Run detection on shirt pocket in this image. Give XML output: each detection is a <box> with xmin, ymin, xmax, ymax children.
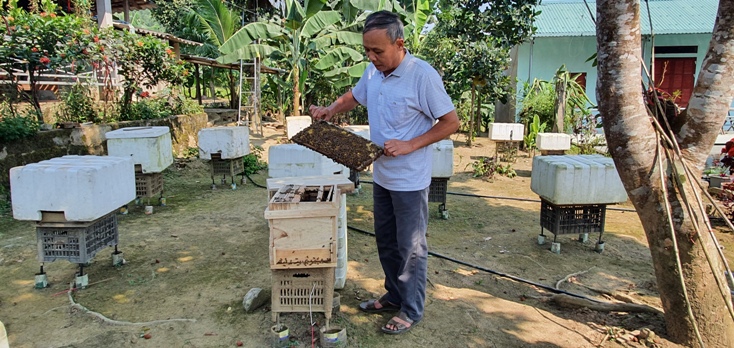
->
<box><xmin>384</xmin><ymin>97</ymin><xmax>411</xmax><ymax>128</ymax></box>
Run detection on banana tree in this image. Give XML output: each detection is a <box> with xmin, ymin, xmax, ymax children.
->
<box><xmin>218</xmin><ymin>0</ymin><xmax>364</xmax><ymax>115</ymax></box>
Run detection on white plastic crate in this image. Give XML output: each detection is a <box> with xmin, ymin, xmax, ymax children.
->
<box><xmin>536</xmin><ymin>133</ymin><xmax>572</xmax><ymax>151</ymax></box>
<box><xmin>343</xmin><ymin>125</ymin><xmax>370</xmax><ymax>140</ymax></box>
<box><xmin>268</xmin><ymin>144</ymin><xmax>349</xmax><ymax>178</ymax></box>
<box><xmin>286</xmin><ymin>116</ymin><xmax>312</xmax><ymax>139</ymax></box>
<box><xmin>530</xmin><ymin>155</ymin><xmax>628</xmax><ymax>205</ymax></box>
<box><xmin>198</xmin><ymin>126</ymin><xmax>250</xmax><ymax>160</ymax></box>
<box><xmin>106</xmin><ymin>126</ymin><xmax>173</xmax><ymax>173</ymax></box>
<box><xmin>431</xmin><ymin>139</ymin><xmax>454</xmax><ymax>178</ymax></box>
<box><xmin>10</xmin><ymin>156</ymin><xmax>135</xmax><ymax>221</ymax></box>
<box><xmin>488</xmin><ymin>123</ymin><xmax>524</xmax><ymax>141</ymax></box>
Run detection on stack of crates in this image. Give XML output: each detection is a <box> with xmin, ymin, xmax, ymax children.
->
<box><xmin>265</xmin><ymin>184</ymin><xmax>339</xmax><ymax>322</ymax></box>
<box><xmin>9</xmin><ymin>155</ymin><xmax>136</xmax><ymax>287</ymax></box>
<box><xmin>198</xmin><ymin>126</ymin><xmax>250</xmax><ymax>189</ymax></box>
<box><xmin>266</xmin><ymin>175</ymin><xmax>354</xmax><ymax>290</ymax></box>
<box><xmin>106</xmin><ymin>126</ymin><xmax>173</xmax><ymax>204</ymax></box>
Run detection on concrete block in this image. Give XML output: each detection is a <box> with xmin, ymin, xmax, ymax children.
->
<box><xmin>106</xmin><ymin>126</ymin><xmax>173</xmax><ymax>173</ymax></box>
<box><xmin>10</xmin><ymin>156</ymin><xmax>135</xmax><ymax>221</ymax></box>
<box><xmin>198</xmin><ymin>126</ymin><xmax>250</xmax><ymax>160</ymax></box>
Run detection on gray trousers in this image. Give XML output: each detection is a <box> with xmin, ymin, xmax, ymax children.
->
<box><xmin>373</xmin><ymin>183</ymin><xmax>429</xmax><ymax>322</ymax></box>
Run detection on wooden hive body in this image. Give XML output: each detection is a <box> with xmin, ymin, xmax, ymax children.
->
<box><xmin>265</xmin><ymin>184</ymin><xmax>339</xmax><ymax>269</ymax></box>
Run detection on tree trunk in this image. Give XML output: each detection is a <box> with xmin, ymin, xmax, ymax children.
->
<box><xmin>468</xmin><ymin>82</ymin><xmax>475</xmax><ymax>146</ymax></box>
<box><xmin>553</xmin><ymin>78</ymin><xmax>566</xmax><ymax>133</ymax></box>
<box><xmin>596</xmin><ymin>1</ymin><xmax>734</xmax><ymax>347</ymax></box>
<box><xmin>292</xmin><ymin>66</ymin><xmax>301</xmax><ymax>116</ymax></box>
<box><xmin>27</xmin><ymin>71</ymin><xmax>42</xmax><ymax>122</ymax></box>
<box><xmin>475</xmin><ymin>90</ymin><xmax>482</xmax><ymax>136</ymax></box>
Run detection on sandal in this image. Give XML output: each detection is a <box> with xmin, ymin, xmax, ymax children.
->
<box><xmin>359</xmin><ymin>295</ymin><xmax>400</xmax><ymax>313</ymax></box>
<box><xmin>381</xmin><ymin>312</ymin><xmax>418</xmax><ymax>335</ymax></box>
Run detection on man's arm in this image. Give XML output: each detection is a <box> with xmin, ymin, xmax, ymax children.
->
<box><xmin>383</xmin><ymin>110</ymin><xmax>460</xmax><ymax>157</ymax></box>
<box><xmin>309</xmin><ymin>90</ymin><xmax>360</xmax><ymax>121</ymax></box>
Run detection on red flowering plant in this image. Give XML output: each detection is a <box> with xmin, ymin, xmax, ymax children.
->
<box><xmin>0</xmin><ymin>0</ymin><xmax>89</xmax><ymax>122</ymax></box>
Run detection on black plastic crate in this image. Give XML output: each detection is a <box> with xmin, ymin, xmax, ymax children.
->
<box><xmin>540</xmin><ymin>199</ymin><xmax>606</xmax><ymax>236</ymax></box>
<box><xmin>429</xmin><ymin>178</ymin><xmax>448</xmax><ymax>203</ymax></box>
<box><xmin>36</xmin><ymin>213</ymin><xmax>118</xmax><ymax>263</ymax></box>
<box><xmin>135</xmin><ymin>172</ymin><xmax>164</xmax><ymax>198</ymax></box>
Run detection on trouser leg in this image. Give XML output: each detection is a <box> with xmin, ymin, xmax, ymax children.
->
<box><xmin>373</xmin><ymin>183</ymin><xmax>429</xmax><ymax>321</ymax></box>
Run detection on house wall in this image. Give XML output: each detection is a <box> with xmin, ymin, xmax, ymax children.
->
<box><xmin>515</xmin><ymin>33</ymin><xmax>713</xmax><ymax>113</ymax></box>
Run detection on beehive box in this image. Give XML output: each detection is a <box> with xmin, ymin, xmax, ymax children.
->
<box><xmin>198</xmin><ymin>126</ymin><xmax>250</xmax><ymax>160</ymax></box>
<box><xmin>265</xmin><ymin>184</ymin><xmax>340</xmax><ymax>269</ymax></box>
<box><xmin>431</xmin><ymin>139</ymin><xmax>454</xmax><ymax>178</ymax></box>
<box><xmin>268</xmin><ymin>144</ymin><xmax>349</xmax><ymax>178</ymax></box>
<box><xmin>286</xmin><ymin>116</ymin><xmax>312</xmax><ymax>139</ymax></box>
<box><xmin>488</xmin><ymin>123</ymin><xmax>525</xmax><ymax>141</ymax></box>
<box><xmin>10</xmin><ymin>156</ymin><xmax>135</xmax><ymax>222</ymax></box>
<box><xmin>106</xmin><ymin>126</ymin><xmax>173</xmax><ymax>173</ymax></box>
<box><xmin>530</xmin><ymin>155</ymin><xmax>628</xmax><ymax>205</ymax></box>
<box><xmin>536</xmin><ymin>133</ymin><xmax>572</xmax><ymax>151</ymax></box>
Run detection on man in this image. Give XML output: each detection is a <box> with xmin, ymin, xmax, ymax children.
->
<box><xmin>309</xmin><ymin>10</ymin><xmax>459</xmax><ymax>334</ymax></box>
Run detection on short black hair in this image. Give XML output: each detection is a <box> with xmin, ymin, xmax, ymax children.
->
<box><xmin>363</xmin><ymin>10</ymin><xmax>404</xmax><ymax>42</ymax></box>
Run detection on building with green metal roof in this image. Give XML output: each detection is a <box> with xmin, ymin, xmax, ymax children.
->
<box><xmin>513</xmin><ymin>0</ymin><xmax>719</xmax><ymax>114</ymax></box>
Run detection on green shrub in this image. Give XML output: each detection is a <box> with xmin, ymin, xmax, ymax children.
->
<box><xmin>0</xmin><ymin>102</ymin><xmax>39</xmax><ymax>142</ymax></box>
<box><xmin>466</xmin><ymin>156</ymin><xmax>516</xmax><ymax>180</ymax></box>
<box><xmin>118</xmin><ymin>98</ymin><xmax>172</xmax><ymax>121</ymax></box>
<box><xmin>243</xmin><ymin>145</ymin><xmax>267</xmax><ymax>175</ymax></box>
<box><xmin>55</xmin><ymin>83</ymin><xmax>98</xmax><ymax>124</ymax></box>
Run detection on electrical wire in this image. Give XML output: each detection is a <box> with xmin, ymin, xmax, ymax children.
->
<box><xmin>346</xmin><ymin>225</ymin><xmax>603</xmax><ymax>303</ymax></box>
<box><xmin>245</xmin><ymin>173</ymin><xmax>267</xmax><ymax>188</ymax></box>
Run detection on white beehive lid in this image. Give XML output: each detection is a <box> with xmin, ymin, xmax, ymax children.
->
<box><xmin>431</xmin><ymin>139</ymin><xmax>454</xmax><ymax>178</ymax></box>
<box><xmin>343</xmin><ymin>125</ymin><xmax>370</xmax><ymax>140</ymax></box>
<box><xmin>530</xmin><ymin>155</ymin><xmax>628</xmax><ymax>205</ymax></box>
<box><xmin>198</xmin><ymin>126</ymin><xmax>250</xmax><ymax>160</ymax></box>
<box><xmin>106</xmin><ymin>126</ymin><xmax>173</xmax><ymax>173</ymax></box>
<box><xmin>106</xmin><ymin>126</ymin><xmax>169</xmax><ymax>139</ymax></box>
<box><xmin>488</xmin><ymin>123</ymin><xmax>525</xmax><ymax>141</ymax></box>
<box><xmin>268</xmin><ymin>144</ymin><xmax>349</xmax><ymax>179</ymax></box>
<box><xmin>537</xmin><ymin>133</ymin><xmax>572</xmax><ymax>151</ymax></box>
<box><xmin>10</xmin><ymin>155</ymin><xmax>136</xmax><ymax>221</ymax></box>
<box><xmin>286</xmin><ymin>116</ymin><xmax>312</xmax><ymax>139</ymax></box>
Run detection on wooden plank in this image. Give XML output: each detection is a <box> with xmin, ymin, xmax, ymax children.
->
<box><xmin>264</xmin><ymin>208</ymin><xmax>338</xmax><ymax>219</ymax></box>
<box><xmin>272</xmin><ymin>248</ymin><xmax>332</xmax><ymax>267</ymax></box>
<box><xmin>267</xmin><ymin>175</ymin><xmax>355</xmax><ymax>193</ymax></box>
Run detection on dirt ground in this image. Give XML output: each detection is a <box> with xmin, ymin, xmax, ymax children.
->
<box><xmin>1</xmin><ymin>124</ymin><xmax>733</xmax><ymax>348</ymax></box>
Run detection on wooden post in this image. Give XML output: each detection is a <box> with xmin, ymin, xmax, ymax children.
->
<box><xmin>195</xmin><ymin>63</ymin><xmax>202</xmax><ymax>105</ymax></box>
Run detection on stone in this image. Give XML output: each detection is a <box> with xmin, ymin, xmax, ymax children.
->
<box><xmin>243</xmin><ymin>288</ymin><xmax>270</xmax><ymax>313</ymax></box>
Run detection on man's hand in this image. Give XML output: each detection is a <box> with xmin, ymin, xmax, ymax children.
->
<box><xmin>309</xmin><ymin>105</ymin><xmax>332</xmax><ymax>121</ymax></box>
<box><xmin>384</xmin><ymin>139</ymin><xmax>415</xmax><ymax>157</ymax></box>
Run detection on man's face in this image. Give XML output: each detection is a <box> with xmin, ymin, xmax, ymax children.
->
<box><xmin>363</xmin><ymin>28</ymin><xmax>405</xmax><ymax>75</ymax></box>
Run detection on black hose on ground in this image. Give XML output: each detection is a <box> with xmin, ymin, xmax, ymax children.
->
<box><xmin>346</xmin><ymin>225</ymin><xmax>602</xmax><ymax>303</ymax></box>
<box><xmin>359</xmin><ymin>180</ymin><xmax>636</xmax><ymax>213</ymax></box>
<box><xmin>244</xmin><ymin>173</ymin><xmax>268</xmax><ymax>189</ymax></box>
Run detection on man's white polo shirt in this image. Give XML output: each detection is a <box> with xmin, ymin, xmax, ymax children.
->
<box><xmin>352</xmin><ymin>51</ymin><xmax>455</xmax><ymax>191</ymax></box>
